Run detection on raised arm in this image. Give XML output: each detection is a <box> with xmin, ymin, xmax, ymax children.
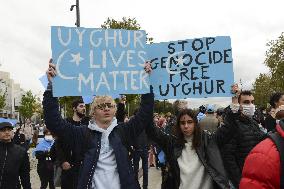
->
<box><xmin>43</xmin><ymin>60</ymin><xmax>77</xmax><ymax>148</ymax></box>
<box><xmin>119</xmin><ymin>92</ymin><xmax>154</xmax><ymax>145</ymax></box>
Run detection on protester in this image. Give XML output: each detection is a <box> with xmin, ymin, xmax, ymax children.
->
<box><xmin>146</xmin><ymin>107</ymin><xmax>238</xmax><ymax>189</ymax></box>
<box><xmin>23</xmin><ymin>118</ymin><xmax>34</xmax><ymax>150</ymax></box>
<box><xmin>34</xmin><ymin>129</ymin><xmax>55</xmax><ymax>189</ymax></box>
<box><xmin>43</xmin><ymin>61</ymin><xmax>153</xmax><ymax>189</ymax></box>
<box><xmin>132</xmin><ymin>110</ymin><xmax>149</xmax><ymax>189</ymax></box>
<box><xmin>270</xmin><ymin>92</ymin><xmax>284</xmax><ymax>109</ymax></box>
<box><xmin>13</xmin><ymin>127</ymin><xmax>26</xmax><ymax>148</ymax></box>
<box><xmin>265</xmin><ymin>92</ymin><xmax>284</xmax><ymax>132</ymax></box>
<box><xmin>56</xmin><ymin>99</ymin><xmax>89</xmax><ymax>189</ymax></box>
<box><xmin>197</xmin><ymin>105</ymin><xmax>207</xmax><ymax>122</ymax></box>
<box><xmin>116</xmin><ymin>95</ymin><xmax>127</xmax><ymax>123</ymax></box>
<box><xmin>199</xmin><ymin>104</ymin><xmax>219</xmax><ymax>133</ymax></box>
<box><xmin>0</xmin><ymin>122</ymin><xmax>31</xmax><ymax>189</ymax></box>
<box><xmin>265</xmin><ymin>106</ymin><xmax>277</xmax><ymax>132</ymax></box>
<box><xmin>221</xmin><ymin>88</ymin><xmax>267</xmax><ymax>188</ymax></box>
<box><xmin>240</xmin><ymin>115</ymin><xmax>284</xmax><ymax>189</ymax></box>
<box><xmin>131</xmin><ymin>108</ymin><xmax>149</xmax><ymax>189</ymax></box>
<box><xmin>216</xmin><ymin>108</ymin><xmax>225</xmax><ymax>127</ymax></box>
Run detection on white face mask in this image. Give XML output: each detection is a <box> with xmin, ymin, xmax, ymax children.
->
<box><xmin>242</xmin><ymin>104</ymin><xmax>255</xmax><ymax>117</ymax></box>
<box><xmin>44</xmin><ymin>135</ymin><xmax>53</xmax><ymax>142</ymax></box>
<box><xmin>230</xmin><ymin>103</ymin><xmax>240</xmax><ymax>113</ymax></box>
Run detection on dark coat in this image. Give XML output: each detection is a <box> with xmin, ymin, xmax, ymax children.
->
<box><xmin>221</xmin><ymin>111</ymin><xmax>267</xmax><ymax>188</ymax></box>
<box><xmin>146</xmin><ymin>112</ymin><xmax>239</xmax><ymax>189</ymax></box>
<box><xmin>43</xmin><ymin>90</ymin><xmax>154</xmax><ymax>189</ymax></box>
<box><xmin>0</xmin><ymin>142</ymin><xmax>31</xmax><ymax>189</ymax></box>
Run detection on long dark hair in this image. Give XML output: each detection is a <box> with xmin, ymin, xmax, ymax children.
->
<box><xmin>270</xmin><ymin>92</ymin><xmax>284</xmax><ymax>108</ymax></box>
<box><xmin>174</xmin><ymin>109</ymin><xmax>201</xmax><ymax>150</ymax></box>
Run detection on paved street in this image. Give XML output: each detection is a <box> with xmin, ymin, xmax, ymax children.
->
<box><xmin>142</xmin><ymin>167</ymin><xmax>162</xmax><ymax>189</ymax></box>
<box><xmin>30</xmin><ymin>151</ymin><xmax>162</xmax><ymax>189</ymax></box>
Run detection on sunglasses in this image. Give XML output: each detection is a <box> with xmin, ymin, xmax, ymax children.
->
<box><xmin>95</xmin><ymin>103</ymin><xmax>116</xmax><ymax>110</ymax></box>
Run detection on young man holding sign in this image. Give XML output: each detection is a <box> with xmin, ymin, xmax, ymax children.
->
<box><xmin>43</xmin><ymin>61</ymin><xmax>153</xmax><ymax>189</ymax></box>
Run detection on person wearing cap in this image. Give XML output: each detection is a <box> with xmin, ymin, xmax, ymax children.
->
<box><xmin>0</xmin><ymin>122</ymin><xmax>31</xmax><ymax>189</ymax></box>
<box><xmin>199</xmin><ymin>104</ymin><xmax>219</xmax><ymax>133</ymax></box>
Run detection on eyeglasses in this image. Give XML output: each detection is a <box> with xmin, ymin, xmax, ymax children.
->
<box><xmin>95</xmin><ymin>103</ymin><xmax>116</xmax><ymax>110</ymax></box>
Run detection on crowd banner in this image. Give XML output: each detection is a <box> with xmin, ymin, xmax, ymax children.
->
<box><xmin>51</xmin><ymin>26</ymin><xmax>150</xmax><ymax>97</ymax></box>
<box><xmin>147</xmin><ymin>36</ymin><xmax>234</xmax><ymax>100</ymax></box>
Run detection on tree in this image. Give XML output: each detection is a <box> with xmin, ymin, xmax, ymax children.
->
<box><xmin>0</xmin><ymin>89</ymin><xmax>6</xmax><ymax>110</ymax></box>
<box><xmin>101</xmin><ymin>17</ymin><xmax>154</xmax><ymax>116</ymax></box>
<box><xmin>252</xmin><ymin>73</ymin><xmax>274</xmax><ymax>108</ymax></box>
<box><xmin>101</xmin><ymin>17</ymin><xmax>153</xmax><ymax>43</ymax></box>
<box><xmin>0</xmin><ymin>80</ymin><xmax>7</xmax><ymax>110</ymax></box>
<box><xmin>18</xmin><ymin>90</ymin><xmax>37</xmax><ymax>120</ymax></box>
<box><xmin>264</xmin><ymin>32</ymin><xmax>284</xmax><ymax>91</ymax></box>
<box><xmin>252</xmin><ymin>33</ymin><xmax>284</xmax><ymax>107</ymax></box>
<box><xmin>58</xmin><ymin>96</ymin><xmax>82</xmax><ymax>118</ymax></box>
<box><xmin>154</xmin><ymin>100</ymin><xmax>173</xmax><ymax>114</ymax></box>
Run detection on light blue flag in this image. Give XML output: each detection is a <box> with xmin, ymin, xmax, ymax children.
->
<box><xmin>51</xmin><ymin>26</ymin><xmax>150</xmax><ymax>97</ymax></box>
<box><xmin>147</xmin><ymin>36</ymin><xmax>234</xmax><ymax>100</ymax></box>
<box><xmin>39</xmin><ymin>75</ymin><xmax>48</xmax><ymax>90</ymax></box>
<box><xmin>0</xmin><ymin>118</ymin><xmax>17</xmax><ymax>126</ymax></box>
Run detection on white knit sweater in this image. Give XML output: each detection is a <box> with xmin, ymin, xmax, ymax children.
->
<box><xmin>177</xmin><ymin>136</ymin><xmax>213</xmax><ymax>189</ymax></box>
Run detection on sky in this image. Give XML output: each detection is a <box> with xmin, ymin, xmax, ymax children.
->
<box><xmin>0</xmin><ymin>0</ymin><xmax>283</xmax><ymax>108</ymax></box>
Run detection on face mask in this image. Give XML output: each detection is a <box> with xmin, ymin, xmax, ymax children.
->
<box><xmin>230</xmin><ymin>103</ymin><xmax>240</xmax><ymax>113</ymax></box>
<box><xmin>44</xmin><ymin>135</ymin><xmax>53</xmax><ymax>142</ymax></box>
<box><xmin>242</xmin><ymin>104</ymin><xmax>255</xmax><ymax>117</ymax></box>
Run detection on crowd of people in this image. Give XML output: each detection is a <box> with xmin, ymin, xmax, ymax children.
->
<box><xmin>0</xmin><ymin>61</ymin><xmax>283</xmax><ymax>189</ymax></box>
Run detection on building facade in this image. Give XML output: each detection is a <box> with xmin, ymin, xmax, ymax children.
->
<box><xmin>0</xmin><ymin>71</ymin><xmax>25</xmax><ymax>119</ymax></box>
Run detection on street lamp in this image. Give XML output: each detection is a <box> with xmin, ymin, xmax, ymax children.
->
<box><xmin>70</xmin><ymin>0</ymin><xmax>80</xmax><ymax>27</ymax></box>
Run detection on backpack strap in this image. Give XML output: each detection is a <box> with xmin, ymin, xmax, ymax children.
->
<box><xmin>269</xmin><ymin>132</ymin><xmax>284</xmax><ymax>188</ymax></box>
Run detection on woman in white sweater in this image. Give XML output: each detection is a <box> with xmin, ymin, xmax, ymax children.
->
<box><xmin>146</xmin><ymin>109</ymin><xmax>236</xmax><ymax>189</ymax></box>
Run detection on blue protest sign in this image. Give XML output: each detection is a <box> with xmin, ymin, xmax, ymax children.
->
<box><xmin>82</xmin><ymin>96</ymin><xmax>94</xmax><ymax>104</ymax></box>
<box><xmin>51</xmin><ymin>26</ymin><xmax>150</xmax><ymax>97</ymax></box>
<box><xmin>147</xmin><ymin>36</ymin><xmax>234</xmax><ymax>100</ymax></box>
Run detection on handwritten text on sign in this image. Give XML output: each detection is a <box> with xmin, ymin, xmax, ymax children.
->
<box><xmin>51</xmin><ymin>26</ymin><xmax>150</xmax><ymax>97</ymax></box>
<box><xmin>147</xmin><ymin>36</ymin><xmax>234</xmax><ymax>100</ymax></box>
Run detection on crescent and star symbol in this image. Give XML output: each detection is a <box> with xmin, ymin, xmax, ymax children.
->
<box><xmin>56</xmin><ymin>49</ymin><xmax>76</xmax><ymax>80</ymax></box>
<box><xmin>166</xmin><ymin>51</ymin><xmax>187</xmax><ymax>75</ymax></box>
<box><xmin>70</xmin><ymin>53</ymin><xmax>84</xmax><ymax>66</ymax></box>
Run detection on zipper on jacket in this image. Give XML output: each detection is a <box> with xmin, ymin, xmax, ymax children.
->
<box><xmin>0</xmin><ymin>146</ymin><xmax>8</xmax><ymax>188</ymax></box>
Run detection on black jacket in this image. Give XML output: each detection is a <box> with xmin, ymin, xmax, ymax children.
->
<box><xmin>56</xmin><ymin>116</ymin><xmax>90</xmax><ymax>166</ymax></box>
<box><xmin>264</xmin><ymin>114</ymin><xmax>276</xmax><ymax>132</ymax></box>
<box><xmin>146</xmin><ymin>113</ymin><xmax>239</xmax><ymax>189</ymax></box>
<box><xmin>43</xmin><ymin>89</ymin><xmax>154</xmax><ymax>189</ymax></box>
<box><xmin>221</xmin><ymin>111</ymin><xmax>267</xmax><ymax>188</ymax></box>
<box><xmin>0</xmin><ymin>142</ymin><xmax>31</xmax><ymax>189</ymax></box>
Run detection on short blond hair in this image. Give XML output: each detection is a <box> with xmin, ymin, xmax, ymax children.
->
<box><xmin>89</xmin><ymin>95</ymin><xmax>117</xmax><ymax>116</ymax></box>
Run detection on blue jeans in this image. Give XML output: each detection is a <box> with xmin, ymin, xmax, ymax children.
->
<box><xmin>133</xmin><ymin>147</ymin><xmax>148</xmax><ymax>189</ymax></box>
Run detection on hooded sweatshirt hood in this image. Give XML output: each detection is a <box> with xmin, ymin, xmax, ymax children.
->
<box><xmin>87</xmin><ymin>118</ymin><xmax>121</xmax><ymax>189</ymax></box>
